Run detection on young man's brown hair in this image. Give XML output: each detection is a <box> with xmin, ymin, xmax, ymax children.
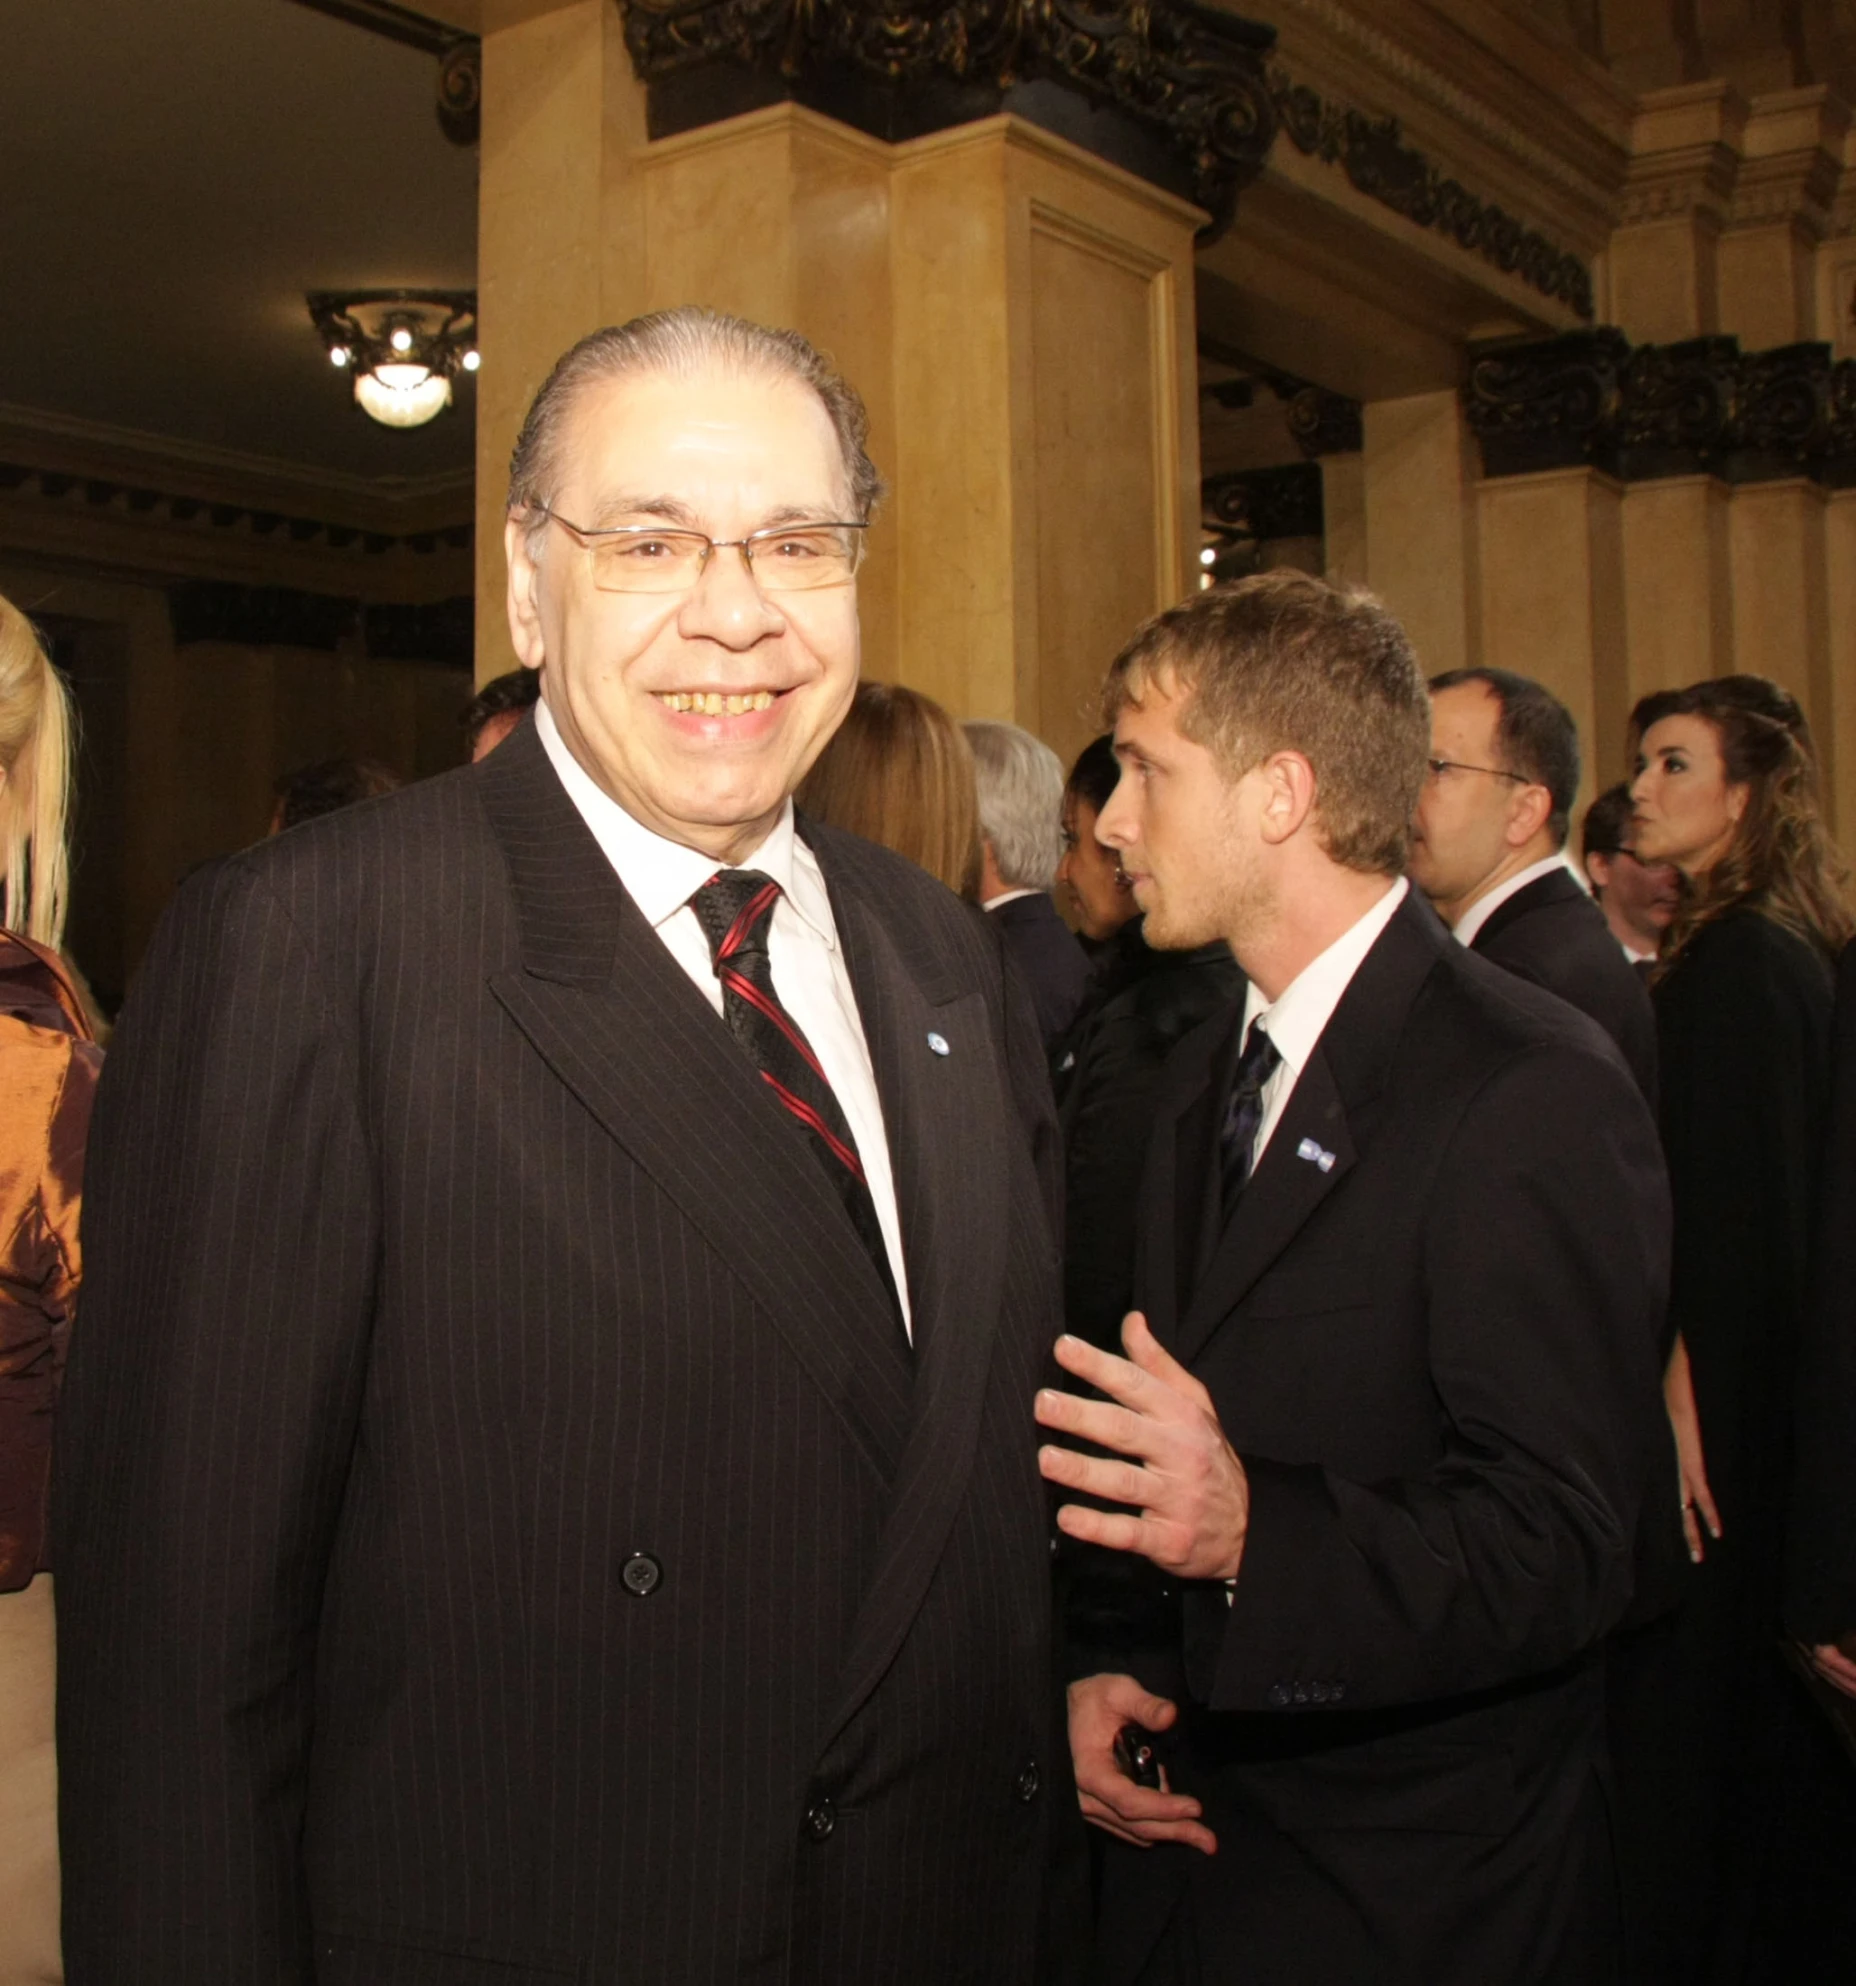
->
<box><xmin>1102</xmin><ymin>571</ymin><xmax>1431</xmax><ymax>875</ymax></box>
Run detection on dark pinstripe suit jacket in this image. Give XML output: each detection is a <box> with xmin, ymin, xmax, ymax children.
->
<box><xmin>54</xmin><ymin>718</ymin><xmax>1071</xmax><ymax>1985</ymax></box>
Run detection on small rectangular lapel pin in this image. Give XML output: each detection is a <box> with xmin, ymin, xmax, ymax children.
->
<box><xmin>1296</xmin><ymin>1136</ymin><xmax>1336</xmax><ymax>1173</ymax></box>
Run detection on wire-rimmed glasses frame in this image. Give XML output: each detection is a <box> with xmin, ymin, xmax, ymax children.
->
<box><xmin>1424</xmin><ymin>756</ymin><xmax>1530</xmax><ymax>786</ymax></box>
<box><xmin>525</xmin><ymin>503</ymin><xmax>868</xmax><ymax>595</ymax></box>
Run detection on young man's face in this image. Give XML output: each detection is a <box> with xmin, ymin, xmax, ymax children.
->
<box><xmin>1095</xmin><ymin>674</ymin><xmax>1264</xmax><ymax>954</ymax></box>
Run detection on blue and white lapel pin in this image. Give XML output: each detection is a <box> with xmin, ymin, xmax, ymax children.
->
<box><xmin>926</xmin><ymin>1031</ymin><xmax>951</xmax><ymax>1057</ymax></box>
<box><xmin>1295</xmin><ymin>1136</ymin><xmax>1337</xmax><ymax>1173</ymax></box>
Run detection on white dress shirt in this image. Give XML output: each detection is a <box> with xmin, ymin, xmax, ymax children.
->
<box><xmin>536</xmin><ymin>700</ymin><xmax>911</xmax><ymax>1331</ymax></box>
<box><xmin>1451</xmin><ymin>852</ymin><xmax>1585</xmax><ymax>949</ymax></box>
<box><xmin>1237</xmin><ymin>876</ymin><xmax>1409</xmax><ymax>1172</ymax></box>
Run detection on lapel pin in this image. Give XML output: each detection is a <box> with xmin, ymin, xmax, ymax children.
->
<box><xmin>926</xmin><ymin>1031</ymin><xmax>951</xmax><ymax>1057</ymax></box>
<box><xmin>1296</xmin><ymin>1136</ymin><xmax>1337</xmax><ymax>1173</ymax></box>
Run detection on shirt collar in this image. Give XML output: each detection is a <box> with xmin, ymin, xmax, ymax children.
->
<box><xmin>1451</xmin><ymin>851</ymin><xmax>1583</xmax><ymax>948</ymax></box>
<box><xmin>1240</xmin><ymin>876</ymin><xmax>1408</xmax><ymax>1080</ymax></box>
<box><xmin>534</xmin><ymin>696</ymin><xmax>836</xmax><ymax>947</ymax></box>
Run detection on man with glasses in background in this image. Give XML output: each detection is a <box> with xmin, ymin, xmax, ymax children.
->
<box><xmin>1580</xmin><ymin>781</ymin><xmax>1680</xmax><ymax>973</ymax></box>
<box><xmin>57</xmin><ymin>309</ymin><xmax>1076</xmax><ymax>1985</ymax></box>
<box><xmin>1409</xmin><ymin>666</ymin><xmax>1656</xmax><ymax>1098</ymax></box>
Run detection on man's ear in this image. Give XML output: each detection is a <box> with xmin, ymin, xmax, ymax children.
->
<box><xmin>505</xmin><ymin>515</ymin><xmax>548</xmax><ymax>668</ymax></box>
<box><xmin>1506</xmin><ymin>781</ymin><xmax>1553</xmax><ymax>848</ymax></box>
<box><xmin>1256</xmin><ymin>751</ymin><xmax>1318</xmax><ymax>846</ymax></box>
<box><xmin>1585</xmin><ymin>851</ymin><xmax>1612</xmax><ymax>896</ymax></box>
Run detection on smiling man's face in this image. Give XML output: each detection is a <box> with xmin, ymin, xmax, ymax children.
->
<box><xmin>504</xmin><ymin>363</ymin><xmax>862</xmax><ymax>863</ymax></box>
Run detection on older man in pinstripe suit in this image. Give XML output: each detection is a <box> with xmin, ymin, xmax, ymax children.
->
<box><xmin>55</xmin><ymin>309</ymin><xmax>1076</xmax><ymax>1985</ymax></box>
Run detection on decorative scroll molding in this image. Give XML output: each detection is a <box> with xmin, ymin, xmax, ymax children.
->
<box><xmin>1269</xmin><ymin>70</ymin><xmax>1594</xmax><ymax>320</ymax></box>
<box><xmin>0</xmin><ymin>459</ymin><xmax>471</xmax><ymax>555</ymax></box>
<box><xmin>364</xmin><ymin>595</ymin><xmax>475</xmax><ymax>666</ymax></box>
<box><xmin>1281</xmin><ymin>382</ymin><xmax>1362</xmax><ymax>456</ymax></box>
<box><xmin>1203</xmin><ymin>462</ymin><xmax>1324</xmax><ymax>541</ymax></box>
<box><xmin>1466</xmin><ymin>329</ymin><xmax>1856</xmax><ymax>486</ymax></box>
<box><xmin>167</xmin><ymin>581</ymin><xmax>473</xmax><ymax>664</ymax></box>
<box><xmin>1198</xmin><ymin>338</ymin><xmax>1361</xmax><ymax>456</ymax></box>
<box><xmin>620</xmin><ymin>0</ymin><xmax>1280</xmax><ymax>231</ymax></box>
<box><xmin>282</xmin><ymin>0</ymin><xmax>480</xmax><ymax>144</ymax></box>
<box><xmin>169</xmin><ymin>581</ymin><xmax>356</xmax><ymax>651</ymax></box>
<box><xmin>1266</xmin><ymin>0</ymin><xmax>1624</xmax><ymax>213</ymax></box>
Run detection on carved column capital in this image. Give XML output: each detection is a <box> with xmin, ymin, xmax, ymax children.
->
<box><xmin>617</xmin><ymin>0</ymin><xmax>1280</xmax><ymax>232</ymax></box>
<box><xmin>1466</xmin><ymin>326</ymin><xmax>1856</xmax><ymax>487</ymax></box>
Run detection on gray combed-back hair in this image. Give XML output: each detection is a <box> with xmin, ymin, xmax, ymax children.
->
<box><xmin>506</xmin><ymin>307</ymin><xmax>885</xmax><ymax>548</ymax></box>
<box><xmin>964</xmin><ymin>721</ymin><xmax>1066</xmax><ymax>892</ymax></box>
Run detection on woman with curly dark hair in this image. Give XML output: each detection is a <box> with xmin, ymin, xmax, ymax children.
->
<box><xmin>1609</xmin><ymin>674</ymin><xmax>1856</xmax><ymax>1984</ymax></box>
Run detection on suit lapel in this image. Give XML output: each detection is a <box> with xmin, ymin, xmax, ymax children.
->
<box><xmin>479</xmin><ymin>723</ymin><xmax>915</xmax><ymax>1486</ymax></box>
<box><xmin>807</xmin><ymin>829</ymin><xmax>1012</xmax><ymax>1753</ymax></box>
<box><xmin>1165</xmin><ymin>891</ymin><xmax>1453</xmax><ymax>1366</ymax></box>
<box><xmin>1130</xmin><ymin>1009</ymin><xmax>1232</xmax><ymax>1342</ymax></box>
<box><xmin>1173</xmin><ymin>1048</ymin><xmax>1355</xmax><ymax>1364</ymax></box>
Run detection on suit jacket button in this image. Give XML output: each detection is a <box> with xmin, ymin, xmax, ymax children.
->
<box><xmin>1292</xmin><ymin>1683</ymin><xmax>1309</xmax><ymax>1705</ymax></box>
<box><xmin>1013</xmin><ymin>1758</ymin><xmax>1040</xmax><ymax>1803</ymax></box>
<box><xmin>1310</xmin><ymin>1681</ymin><xmax>1330</xmax><ymax>1704</ymax></box>
<box><xmin>1331</xmin><ymin>1681</ymin><xmax>1348</xmax><ymax>1703</ymax></box>
<box><xmin>804</xmin><ymin>1796</ymin><xmax>837</xmax><ymax>1842</ymax></box>
<box><xmin>620</xmin><ymin>1552</ymin><xmax>662</xmax><ymax>1597</ymax></box>
<box><xmin>1267</xmin><ymin>1682</ymin><xmax>1291</xmax><ymax>1707</ymax></box>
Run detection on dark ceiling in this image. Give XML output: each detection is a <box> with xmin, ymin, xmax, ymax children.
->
<box><xmin>0</xmin><ymin>0</ymin><xmax>478</xmax><ymax>484</ymax></box>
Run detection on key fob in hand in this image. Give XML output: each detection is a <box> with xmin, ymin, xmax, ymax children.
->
<box><xmin>1112</xmin><ymin>1722</ymin><xmax>1163</xmax><ymax>1789</ymax></box>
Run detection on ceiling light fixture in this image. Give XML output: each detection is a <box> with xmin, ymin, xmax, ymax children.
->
<box><xmin>307</xmin><ymin>290</ymin><xmax>478</xmax><ymax>430</ymax></box>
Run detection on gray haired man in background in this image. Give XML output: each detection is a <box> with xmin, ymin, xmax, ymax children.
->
<box><xmin>968</xmin><ymin>719</ymin><xmax>1091</xmax><ymax>1049</ymax></box>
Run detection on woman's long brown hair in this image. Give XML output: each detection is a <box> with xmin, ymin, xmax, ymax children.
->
<box><xmin>798</xmin><ymin>681</ymin><xmax>982</xmax><ymax>899</ymax></box>
<box><xmin>1629</xmin><ymin>675</ymin><xmax>1853</xmax><ymax>971</ymax></box>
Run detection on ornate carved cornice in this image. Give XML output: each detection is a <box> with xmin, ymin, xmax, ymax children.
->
<box><xmin>0</xmin><ymin>459</ymin><xmax>471</xmax><ymax>557</ymax></box>
<box><xmin>1265</xmin><ymin>0</ymin><xmax>1628</xmax><ymax>216</ymax></box>
<box><xmin>282</xmin><ymin>0</ymin><xmax>480</xmax><ymax>144</ymax></box>
<box><xmin>1466</xmin><ymin>329</ymin><xmax>1856</xmax><ymax>486</ymax></box>
<box><xmin>1267</xmin><ymin>71</ymin><xmax>1593</xmax><ymax>320</ymax></box>
<box><xmin>1199</xmin><ymin>340</ymin><xmax>1363</xmax><ymax>457</ymax></box>
<box><xmin>165</xmin><ymin>581</ymin><xmax>475</xmax><ymax>665</ymax></box>
<box><xmin>1203</xmin><ymin>462</ymin><xmax>1324</xmax><ymax>541</ymax></box>
<box><xmin>620</xmin><ymin>0</ymin><xmax>1279</xmax><ymax>231</ymax></box>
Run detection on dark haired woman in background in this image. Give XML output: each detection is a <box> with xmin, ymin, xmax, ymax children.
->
<box><xmin>1610</xmin><ymin>676</ymin><xmax>1856</xmax><ymax>1983</ymax></box>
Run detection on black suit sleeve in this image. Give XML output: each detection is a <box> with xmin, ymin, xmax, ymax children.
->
<box><xmin>1788</xmin><ymin>943</ymin><xmax>1856</xmax><ymax>1642</ymax></box>
<box><xmin>55</xmin><ymin>859</ymin><xmax>377</xmax><ymax>1983</ymax></box>
<box><xmin>1191</xmin><ymin>1043</ymin><xmax>1668</xmax><ymax>1712</ymax></box>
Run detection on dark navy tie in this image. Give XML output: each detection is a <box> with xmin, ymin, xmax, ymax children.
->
<box><xmin>1218</xmin><ymin>1018</ymin><xmax>1282</xmax><ymax>1228</ymax></box>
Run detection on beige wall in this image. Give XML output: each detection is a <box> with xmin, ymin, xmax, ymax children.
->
<box><xmin>474</xmin><ymin>16</ymin><xmax>1203</xmax><ymax>775</ymax></box>
<box><xmin>0</xmin><ymin>556</ymin><xmax>469</xmax><ymax>1000</ymax></box>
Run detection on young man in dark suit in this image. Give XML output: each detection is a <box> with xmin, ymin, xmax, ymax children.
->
<box><xmin>55</xmin><ymin>311</ymin><xmax>1072</xmax><ymax>1984</ymax></box>
<box><xmin>1035</xmin><ymin>574</ymin><xmax>1670</xmax><ymax>1985</ymax></box>
<box><xmin>1410</xmin><ymin>666</ymin><xmax>1658</xmax><ymax>1097</ymax></box>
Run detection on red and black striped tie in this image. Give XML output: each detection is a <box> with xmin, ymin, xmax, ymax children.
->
<box><xmin>691</xmin><ymin>870</ymin><xmax>902</xmax><ymax>1321</ymax></box>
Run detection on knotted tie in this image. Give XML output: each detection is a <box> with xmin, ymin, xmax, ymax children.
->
<box><xmin>690</xmin><ymin>870</ymin><xmax>902</xmax><ymax>1321</ymax></box>
<box><xmin>1217</xmin><ymin>1017</ymin><xmax>1282</xmax><ymax>1228</ymax></box>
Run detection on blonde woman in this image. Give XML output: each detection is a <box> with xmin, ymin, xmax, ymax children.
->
<box><xmin>0</xmin><ymin>593</ymin><xmax>99</xmax><ymax>1985</ymax></box>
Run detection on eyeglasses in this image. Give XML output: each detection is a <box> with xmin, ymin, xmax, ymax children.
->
<box><xmin>1425</xmin><ymin>757</ymin><xmax>1528</xmax><ymax>785</ymax></box>
<box><xmin>527</xmin><ymin>504</ymin><xmax>867</xmax><ymax>595</ymax></box>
